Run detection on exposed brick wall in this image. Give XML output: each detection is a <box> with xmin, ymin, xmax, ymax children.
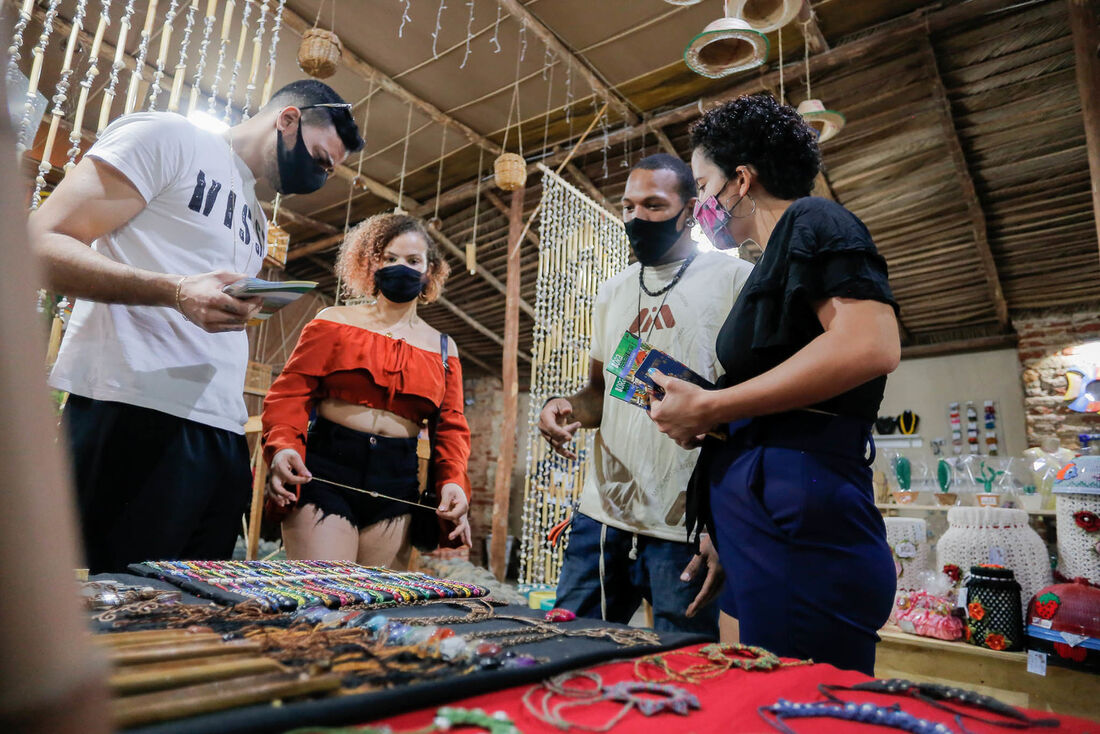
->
<box><xmin>462</xmin><ymin>375</ymin><xmax>531</xmax><ymax>567</ymax></box>
<box><xmin>1015</xmin><ymin>306</ymin><xmax>1100</xmax><ymax>449</ymax></box>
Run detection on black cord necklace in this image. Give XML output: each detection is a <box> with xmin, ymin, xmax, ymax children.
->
<box><xmin>638</xmin><ymin>253</ymin><xmax>696</xmax><ymax>297</ymax></box>
<box><xmin>635</xmin><ymin>253</ymin><xmax>696</xmax><ymax>343</ymax></box>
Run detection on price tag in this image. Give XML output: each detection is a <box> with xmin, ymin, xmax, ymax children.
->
<box><xmin>989</xmin><ymin>546</ymin><xmax>1006</xmax><ymax>565</ymax></box>
<box><xmin>957</xmin><ymin>587</ymin><xmax>967</xmax><ymax>608</ymax></box>
<box><xmin>1027</xmin><ymin>650</ymin><xmax>1047</xmax><ymax>676</ymax></box>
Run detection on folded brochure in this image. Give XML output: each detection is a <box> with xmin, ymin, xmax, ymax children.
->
<box><xmin>605</xmin><ymin>330</ymin><xmax>713</xmax><ymax>409</ymax></box>
<box><xmin>222</xmin><ymin>277</ymin><xmax>318</xmax><ymax>321</ymax></box>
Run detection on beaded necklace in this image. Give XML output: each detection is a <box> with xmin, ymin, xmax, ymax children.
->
<box><xmin>523</xmin><ymin>670</ymin><xmax>700</xmax><ymax>732</ymax></box>
<box><xmin>634</xmin><ymin>642</ymin><xmax>811</xmax><ymax>683</ymax></box>
<box><xmin>759</xmin><ymin>699</ymin><xmax>956</xmax><ymax>734</ymax></box>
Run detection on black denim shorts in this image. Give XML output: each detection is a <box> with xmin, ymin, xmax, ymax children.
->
<box><xmin>298</xmin><ymin>417</ymin><xmax>420</xmax><ymax>529</ymax></box>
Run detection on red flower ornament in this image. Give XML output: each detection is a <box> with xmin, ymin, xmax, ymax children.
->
<box><xmin>1073</xmin><ymin>511</ymin><xmax>1100</xmax><ymax>533</ymax></box>
<box><xmin>968</xmin><ymin>601</ymin><xmax>986</xmax><ymax>621</ymax></box>
<box><xmin>985</xmin><ymin>633</ymin><xmax>1008</xmax><ymax>651</ymax></box>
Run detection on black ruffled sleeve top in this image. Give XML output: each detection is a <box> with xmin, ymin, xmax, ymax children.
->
<box><xmin>714</xmin><ymin>197</ymin><xmax>899</xmax><ymax>421</ymax></box>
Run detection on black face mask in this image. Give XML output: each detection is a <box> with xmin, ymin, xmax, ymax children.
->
<box><xmin>624</xmin><ymin>207</ymin><xmax>687</xmax><ymax>265</ymax></box>
<box><xmin>276</xmin><ymin>123</ymin><xmax>328</xmax><ymax>195</ymax></box>
<box><xmin>374</xmin><ymin>264</ymin><xmax>426</xmax><ymax>303</ymax></box>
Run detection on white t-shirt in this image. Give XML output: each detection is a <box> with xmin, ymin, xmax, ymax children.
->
<box><xmin>49</xmin><ymin>112</ymin><xmax>266</xmax><ymax>434</ymax></box>
<box><xmin>578</xmin><ymin>250</ymin><xmax>754</xmax><ymax>542</ymax></box>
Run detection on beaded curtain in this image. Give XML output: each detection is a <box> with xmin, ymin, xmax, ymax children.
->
<box><xmin>6</xmin><ymin>0</ymin><xmax>286</xmax><ymax>209</ymax></box>
<box><xmin>518</xmin><ymin>168</ymin><xmax>628</xmax><ymax>587</ymax></box>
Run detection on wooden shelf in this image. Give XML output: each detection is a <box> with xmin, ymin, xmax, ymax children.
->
<box><xmin>876</xmin><ymin>502</ymin><xmax>1055</xmax><ymax>517</ymax></box>
<box><xmin>876</xmin><ymin>628</ymin><xmax>1099</xmax><ymax>719</ymax></box>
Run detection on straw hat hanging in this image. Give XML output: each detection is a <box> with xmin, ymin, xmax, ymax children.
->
<box><xmin>297</xmin><ymin>1</ymin><xmax>342</xmax><ymax>79</ymax></box>
<box><xmin>684</xmin><ymin>1</ymin><xmax>769</xmax><ymax>79</ymax></box>
<box><xmin>727</xmin><ymin>0</ymin><xmax>801</xmax><ymax>34</ymax></box>
<box><xmin>797</xmin><ymin>99</ymin><xmax>845</xmax><ymax>142</ymax></box>
<box><xmin>796</xmin><ymin>32</ymin><xmax>845</xmax><ymax>143</ymax></box>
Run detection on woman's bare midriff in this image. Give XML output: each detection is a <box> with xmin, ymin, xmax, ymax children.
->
<box><xmin>318</xmin><ymin>398</ymin><xmax>421</xmax><ymax>438</ymax></box>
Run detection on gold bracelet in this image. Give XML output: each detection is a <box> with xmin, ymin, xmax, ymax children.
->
<box><xmin>175</xmin><ymin>276</ymin><xmax>190</xmax><ymax>322</ymax></box>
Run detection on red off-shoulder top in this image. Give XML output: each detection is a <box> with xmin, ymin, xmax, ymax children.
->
<box><xmin>261</xmin><ymin>318</ymin><xmax>471</xmax><ymax>498</ymax></box>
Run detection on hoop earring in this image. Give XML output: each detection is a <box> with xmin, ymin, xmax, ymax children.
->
<box><xmin>730</xmin><ymin>193</ymin><xmax>756</xmax><ymax>219</ymax></box>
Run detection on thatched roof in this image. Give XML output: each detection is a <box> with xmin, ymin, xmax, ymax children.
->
<box><xmin>15</xmin><ymin>0</ymin><xmax>1099</xmax><ymax>376</ymax></box>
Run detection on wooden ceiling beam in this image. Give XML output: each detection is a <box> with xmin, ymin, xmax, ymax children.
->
<box><xmin>923</xmin><ymin>38</ymin><xmax>1011</xmax><ymax>331</ymax></box>
<box><xmin>797</xmin><ymin>0</ymin><xmax>829</xmax><ymax>54</ymax></box>
<box><xmin>428</xmin><ymin>225</ymin><xmax>536</xmax><ymax>319</ymax></box>
<box><xmin>281</xmin><ymin>6</ymin><xmax>503</xmax><ymax>158</ymax></box>
<box><xmin>563</xmin><ymin>162</ymin><xmax>619</xmax><ymax>217</ymax></box>
<box><xmin>1067</xmin><ymin>0</ymin><xmax>1100</xmax><ymax>253</ymax></box>
<box><xmin>261</xmin><ymin>201</ymin><xmax>340</xmax><ymax>235</ymax></box>
<box><xmin>653</xmin><ymin>127</ymin><xmax>678</xmax><ymax>156</ymax></box>
<box><xmin>494</xmin><ymin>0</ymin><xmax>639</xmax><ymax>125</ymax></box>
<box><xmin>901</xmin><ymin>334</ymin><xmax>1019</xmax><ymax>360</ymax></box>
<box><xmin>427</xmin><ymin>0</ymin><xmax>1011</xmax><ymax>214</ymax></box>
<box><xmin>435</xmin><ymin>296</ymin><xmax>531</xmax><ymax>363</ymax></box>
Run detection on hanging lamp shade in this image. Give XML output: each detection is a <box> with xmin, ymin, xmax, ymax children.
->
<box><xmin>684</xmin><ymin>16</ymin><xmax>769</xmax><ymax>79</ymax></box>
<box><xmin>796</xmin><ymin>98</ymin><xmax>845</xmax><ymax>143</ymax></box>
<box><xmin>662</xmin><ymin>0</ymin><xmax>703</xmax><ymax>5</ymax></box>
<box><xmin>297</xmin><ymin>28</ymin><xmax>343</xmax><ymax>79</ymax></box>
<box><xmin>727</xmin><ymin>0</ymin><xmax>801</xmax><ymax>33</ymax></box>
<box><xmin>494</xmin><ymin>152</ymin><xmax>527</xmax><ymax>191</ymax></box>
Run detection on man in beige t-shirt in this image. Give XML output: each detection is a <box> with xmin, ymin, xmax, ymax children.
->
<box><xmin>539</xmin><ymin>154</ymin><xmax>752</xmax><ymax>634</ymax></box>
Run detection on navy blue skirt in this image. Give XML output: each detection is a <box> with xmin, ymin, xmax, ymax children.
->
<box><xmin>705</xmin><ymin>412</ymin><xmax>895</xmax><ymax>675</ymax></box>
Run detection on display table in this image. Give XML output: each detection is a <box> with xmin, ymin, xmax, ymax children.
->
<box><xmin>358</xmin><ymin>643</ymin><xmax>1098</xmax><ymax>734</ymax></box>
<box><xmin>876</xmin><ymin>629</ymin><xmax>1100</xmax><ymax>721</ymax></box>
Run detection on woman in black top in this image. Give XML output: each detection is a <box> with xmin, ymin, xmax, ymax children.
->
<box><xmin>648</xmin><ymin>94</ymin><xmax>900</xmax><ymax>674</ymax></box>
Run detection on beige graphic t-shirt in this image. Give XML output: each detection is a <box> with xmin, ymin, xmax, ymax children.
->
<box><xmin>578</xmin><ymin>250</ymin><xmax>754</xmax><ymax>542</ymax></box>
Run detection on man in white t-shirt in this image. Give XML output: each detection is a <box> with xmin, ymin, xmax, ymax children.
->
<box><xmin>539</xmin><ymin>154</ymin><xmax>753</xmax><ymax>634</ymax></box>
<box><xmin>30</xmin><ymin>80</ymin><xmax>363</xmax><ymax>573</ymax></box>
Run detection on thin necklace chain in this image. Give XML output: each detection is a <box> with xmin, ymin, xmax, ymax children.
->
<box><xmin>370</xmin><ymin>301</ymin><xmax>419</xmax><ymax>337</ymax></box>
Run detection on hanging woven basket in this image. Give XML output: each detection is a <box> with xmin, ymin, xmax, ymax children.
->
<box><xmin>494</xmin><ymin>152</ymin><xmax>527</xmax><ymax>191</ymax></box>
<box><xmin>297</xmin><ymin>28</ymin><xmax>343</xmax><ymax>79</ymax></box>
<box><xmin>265</xmin><ymin>223</ymin><xmax>291</xmax><ymax>267</ymax></box>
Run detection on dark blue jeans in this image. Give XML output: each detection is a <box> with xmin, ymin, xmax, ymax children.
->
<box><xmin>554</xmin><ymin>512</ymin><xmax>718</xmax><ymax>637</ymax></box>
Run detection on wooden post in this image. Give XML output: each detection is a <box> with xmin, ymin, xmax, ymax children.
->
<box><xmin>489</xmin><ymin>185</ymin><xmax>525</xmax><ymax>581</ymax></box>
<box><xmin>1068</xmin><ymin>0</ymin><xmax>1100</xmax><ymax>253</ymax></box>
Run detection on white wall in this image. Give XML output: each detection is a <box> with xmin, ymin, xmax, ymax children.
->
<box><xmin>878</xmin><ymin>348</ymin><xmax>1028</xmax><ymax>464</ymax></box>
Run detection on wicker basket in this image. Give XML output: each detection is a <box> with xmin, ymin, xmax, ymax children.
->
<box><xmin>297</xmin><ymin>28</ymin><xmax>342</xmax><ymax>79</ymax></box>
<box><xmin>265</xmin><ymin>223</ymin><xmax>290</xmax><ymax>268</ymax></box>
<box><xmin>494</xmin><ymin>152</ymin><xmax>527</xmax><ymax>191</ymax></box>
<box><xmin>245</xmin><ymin>361</ymin><xmax>273</xmax><ymax>395</ymax></box>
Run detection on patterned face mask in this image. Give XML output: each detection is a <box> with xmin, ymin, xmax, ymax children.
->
<box><xmin>692</xmin><ymin>183</ymin><xmax>743</xmax><ymax>250</ymax></box>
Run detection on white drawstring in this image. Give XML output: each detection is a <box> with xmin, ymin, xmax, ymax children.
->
<box><xmin>628</xmin><ymin>533</ymin><xmax>639</xmax><ymax>561</ymax></box>
<box><xmin>598</xmin><ymin>522</ymin><xmax>608</xmax><ymax>621</ymax></box>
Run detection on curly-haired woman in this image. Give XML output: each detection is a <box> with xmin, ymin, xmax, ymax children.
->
<box><xmin>262</xmin><ymin>213</ymin><xmax>471</xmax><ymax>568</ymax></box>
<box><xmin>647</xmin><ymin>93</ymin><xmax>900</xmax><ymax>673</ymax></box>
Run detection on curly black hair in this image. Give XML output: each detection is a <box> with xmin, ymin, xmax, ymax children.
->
<box><xmin>689</xmin><ymin>92</ymin><xmax>821</xmax><ymax>201</ymax></box>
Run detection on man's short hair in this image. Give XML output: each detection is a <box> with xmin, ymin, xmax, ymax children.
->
<box><xmin>266</xmin><ymin>80</ymin><xmax>364</xmax><ymax>154</ymax></box>
<box><xmin>632</xmin><ymin>153</ymin><xmax>695</xmax><ymax>207</ymax></box>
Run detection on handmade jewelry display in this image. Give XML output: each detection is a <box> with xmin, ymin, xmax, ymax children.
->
<box><xmin>948</xmin><ymin>401</ymin><xmax>963</xmax><ymax>456</ymax></box>
<box><xmin>818</xmin><ymin>680</ymin><xmax>1059</xmax><ymax>729</ymax></box>
<box><xmin>983</xmin><ymin>400</ymin><xmax>999</xmax><ymax>456</ymax></box>
<box><xmin>518</xmin><ymin>168</ymin><xmax>629</xmax><ymax>586</ymax></box>
<box><xmin>760</xmin><ymin>698</ymin><xmax>954</xmax><ymax>734</ymax></box>
<box><xmin>524</xmin><ymin>670</ymin><xmax>700</xmax><ymax>731</ymax></box>
<box><xmin>634</xmin><ymin>643</ymin><xmax>810</xmax><ymax>684</ymax></box>
<box><xmin>128</xmin><ymin>560</ymin><xmax>488</xmax><ymax>611</ymax></box>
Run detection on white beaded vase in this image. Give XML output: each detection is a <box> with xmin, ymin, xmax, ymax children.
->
<box><xmin>936</xmin><ymin>507</ymin><xmax>1052</xmax><ymax>608</ymax></box>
